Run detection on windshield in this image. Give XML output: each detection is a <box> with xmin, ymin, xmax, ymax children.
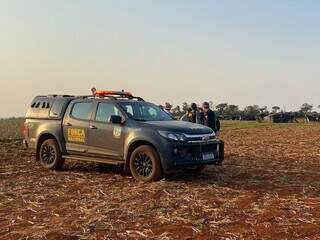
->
<box><xmin>118</xmin><ymin>102</ymin><xmax>173</xmax><ymax>121</ymax></box>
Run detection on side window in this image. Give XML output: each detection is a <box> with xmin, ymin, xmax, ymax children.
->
<box><xmin>71</xmin><ymin>102</ymin><xmax>92</xmax><ymax>120</ymax></box>
<box><xmin>50</xmin><ymin>99</ymin><xmax>68</xmax><ymax>118</ymax></box>
<box><xmin>95</xmin><ymin>103</ymin><xmax>121</xmax><ymax>122</ymax></box>
<box><xmin>121</xmin><ymin>104</ymin><xmax>134</xmax><ymax>117</ymax></box>
<box><xmin>147</xmin><ymin>107</ymin><xmax>157</xmax><ymax>117</ymax></box>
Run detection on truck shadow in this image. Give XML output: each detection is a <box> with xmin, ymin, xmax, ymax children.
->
<box><xmin>62</xmin><ymin>161</ymin><xmax>126</xmax><ymax>175</ymax></box>
<box><xmin>61</xmin><ymin>158</ymin><xmax>320</xmax><ymax>196</ymax></box>
<box><xmin>166</xmin><ymin>163</ymin><xmax>320</xmax><ymax>196</ymax></box>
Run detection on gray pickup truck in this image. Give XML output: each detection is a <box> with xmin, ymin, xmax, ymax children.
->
<box><xmin>23</xmin><ymin>90</ymin><xmax>224</xmax><ymax>182</ymax></box>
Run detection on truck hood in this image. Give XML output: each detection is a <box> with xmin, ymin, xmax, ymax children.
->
<box><xmin>140</xmin><ymin>121</ymin><xmax>214</xmax><ymax>134</ymax></box>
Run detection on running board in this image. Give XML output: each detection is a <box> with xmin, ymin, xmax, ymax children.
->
<box><xmin>63</xmin><ymin>155</ymin><xmax>124</xmax><ymax>165</ymax></box>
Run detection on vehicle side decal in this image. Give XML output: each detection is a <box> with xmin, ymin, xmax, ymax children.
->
<box><xmin>67</xmin><ymin>128</ymin><xmax>85</xmax><ymax>143</ymax></box>
<box><xmin>113</xmin><ymin>126</ymin><xmax>122</xmax><ymax>138</ymax></box>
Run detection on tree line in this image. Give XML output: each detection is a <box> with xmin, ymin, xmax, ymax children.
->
<box><xmin>164</xmin><ymin>102</ymin><xmax>319</xmax><ymax>120</ymax></box>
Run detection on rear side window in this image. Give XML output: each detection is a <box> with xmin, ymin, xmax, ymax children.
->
<box><xmin>49</xmin><ymin>99</ymin><xmax>67</xmax><ymax>118</ymax></box>
<box><xmin>71</xmin><ymin>102</ymin><xmax>92</xmax><ymax>120</ymax></box>
<box><xmin>95</xmin><ymin>103</ymin><xmax>121</xmax><ymax>122</ymax></box>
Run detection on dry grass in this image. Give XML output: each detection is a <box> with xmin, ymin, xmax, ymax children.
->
<box><xmin>0</xmin><ymin>118</ymin><xmax>24</xmax><ymax>140</ymax></box>
<box><xmin>0</xmin><ymin>120</ymin><xmax>320</xmax><ymax>239</ymax></box>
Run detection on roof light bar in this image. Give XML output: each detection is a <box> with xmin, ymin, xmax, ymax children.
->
<box><xmin>91</xmin><ymin>87</ymin><xmax>133</xmax><ymax>97</ymax></box>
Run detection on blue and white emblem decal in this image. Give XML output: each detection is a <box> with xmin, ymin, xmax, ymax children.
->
<box><xmin>113</xmin><ymin>126</ymin><xmax>122</xmax><ymax>138</ymax></box>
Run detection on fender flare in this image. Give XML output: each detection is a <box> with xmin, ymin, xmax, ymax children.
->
<box><xmin>124</xmin><ymin>138</ymin><xmax>163</xmax><ymax>171</ymax></box>
<box><xmin>35</xmin><ymin>131</ymin><xmax>66</xmax><ymax>158</ymax></box>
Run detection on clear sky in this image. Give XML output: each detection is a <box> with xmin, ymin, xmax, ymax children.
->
<box><xmin>0</xmin><ymin>0</ymin><xmax>319</xmax><ymax>117</ymax></box>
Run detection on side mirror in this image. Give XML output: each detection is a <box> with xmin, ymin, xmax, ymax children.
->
<box><xmin>109</xmin><ymin>115</ymin><xmax>123</xmax><ymax>124</ymax></box>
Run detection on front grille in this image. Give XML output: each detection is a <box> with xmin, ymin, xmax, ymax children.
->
<box><xmin>175</xmin><ymin>143</ymin><xmax>219</xmax><ymax>162</ymax></box>
<box><xmin>184</xmin><ymin>133</ymin><xmax>216</xmax><ymax>142</ymax></box>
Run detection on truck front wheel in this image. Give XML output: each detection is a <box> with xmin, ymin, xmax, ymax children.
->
<box><xmin>39</xmin><ymin>139</ymin><xmax>65</xmax><ymax>170</ymax></box>
<box><xmin>129</xmin><ymin>145</ymin><xmax>163</xmax><ymax>182</ymax></box>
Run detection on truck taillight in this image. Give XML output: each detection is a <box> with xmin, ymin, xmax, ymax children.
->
<box><xmin>22</xmin><ymin>121</ymin><xmax>29</xmax><ymax>139</ymax></box>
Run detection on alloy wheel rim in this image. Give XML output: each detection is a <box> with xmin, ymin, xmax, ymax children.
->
<box><xmin>41</xmin><ymin>145</ymin><xmax>56</xmax><ymax>164</ymax></box>
<box><xmin>134</xmin><ymin>153</ymin><xmax>153</xmax><ymax>177</ymax></box>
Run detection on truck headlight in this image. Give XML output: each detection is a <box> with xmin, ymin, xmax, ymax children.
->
<box><xmin>158</xmin><ymin>131</ymin><xmax>187</xmax><ymax>142</ymax></box>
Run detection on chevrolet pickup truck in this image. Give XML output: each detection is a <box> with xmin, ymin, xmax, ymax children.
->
<box><xmin>23</xmin><ymin>89</ymin><xmax>224</xmax><ymax>182</ymax></box>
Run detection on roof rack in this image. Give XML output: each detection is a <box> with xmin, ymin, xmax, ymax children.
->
<box><xmin>47</xmin><ymin>94</ymin><xmax>75</xmax><ymax>98</ymax></box>
<box><xmin>36</xmin><ymin>89</ymin><xmax>144</xmax><ymax>101</ymax></box>
<box><xmin>90</xmin><ymin>88</ymin><xmax>144</xmax><ymax>101</ymax></box>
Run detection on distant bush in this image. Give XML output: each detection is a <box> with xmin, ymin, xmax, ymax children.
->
<box><xmin>0</xmin><ymin>117</ymin><xmax>24</xmax><ymax>140</ymax></box>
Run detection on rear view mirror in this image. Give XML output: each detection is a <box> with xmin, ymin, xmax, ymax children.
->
<box><xmin>109</xmin><ymin>115</ymin><xmax>122</xmax><ymax>124</ymax></box>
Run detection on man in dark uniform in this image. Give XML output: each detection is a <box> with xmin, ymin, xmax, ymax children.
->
<box><xmin>190</xmin><ymin>103</ymin><xmax>201</xmax><ymax>124</ymax></box>
<box><xmin>200</xmin><ymin>101</ymin><xmax>220</xmax><ymax>135</ymax></box>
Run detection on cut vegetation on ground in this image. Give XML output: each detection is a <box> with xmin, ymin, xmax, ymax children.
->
<box><xmin>0</xmin><ymin>120</ymin><xmax>320</xmax><ymax>239</ymax></box>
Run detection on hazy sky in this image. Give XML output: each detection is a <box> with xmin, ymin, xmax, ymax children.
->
<box><xmin>1</xmin><ymin>0</ymin><xmax>319</xmax><ymax>117</ymax></box>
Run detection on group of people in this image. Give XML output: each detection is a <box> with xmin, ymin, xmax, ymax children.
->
<box><xmin>164</xmin><ymin>102</ymin><xmax>220</xmax><ymax>135</ymax></box>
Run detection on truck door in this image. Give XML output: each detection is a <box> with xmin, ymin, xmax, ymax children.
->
<box><xmin>87</xmin><ymin>102</ymin><xmax>125</xmax><ymax>159</ymax></box>
<box><xmin>63</xmin><ymin>101</ymin><xmax>93</xmax><ymax>154</ymax></box>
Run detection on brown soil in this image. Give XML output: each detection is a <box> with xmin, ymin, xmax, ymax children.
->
<box><xmin>1</xmin><ymin>124</ymin><xmax>320</xmax><ymax>239</ymax></box>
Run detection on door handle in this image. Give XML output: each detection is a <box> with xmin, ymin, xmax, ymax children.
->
<box><xmin>66</xmin><ymin>122</ymin><xmax>72</xmax><ymax>126</ymax></box>
<box><xmin>89</xmin><ymin>125</ymin><xmax>97</xmax><ymax>129</ymax></box>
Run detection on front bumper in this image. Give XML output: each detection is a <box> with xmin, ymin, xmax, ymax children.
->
<box><xmin>159</xmin><ymin>139</ymin><xmax>224</xmax><ymax>173</ymax></box>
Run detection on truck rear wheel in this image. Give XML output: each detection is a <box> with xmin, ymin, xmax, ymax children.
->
<box><xmin>129</xmin><ymin>145</ymin><xmax>163</xmax><ymax>182</ymax></box>
<box><xmin>39</xmin><ymin>139</ymin><xmax>65</xmax><ymax>170</ymax></box>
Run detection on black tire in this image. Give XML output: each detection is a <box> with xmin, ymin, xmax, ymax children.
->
<box><xmin>183</xmin><ymin>165</ymin><xmax>206</xmax><ymax>174</ymax></box>
<box><xmin>39</xmin><ymin>139</ymin><xmax>65</xmax><ymax>170</ymax></box>
<box><xmin>129</xmin><ymin>145</ymin><xmax>163</xmax><ymax>182</ymax></box>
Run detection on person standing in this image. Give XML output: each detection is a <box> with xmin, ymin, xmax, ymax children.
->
<box><xmin>180</xmin><ymin>108</ymin><xmax>193</xmax><ymax>122</ymax></box>
<box><xmin>164</xmin><ymin>102</ymin><xmax>173</xmax><ymax>117</ymax></box>
<box><xmin>189</xmin><ymin>103</ymin><xmax>201</xmax><ymax>124</ymax></box>
<box><xmin>200</xmin><ymin>101</ymin><xmax>220</xmax><ymax>135</ymax></box>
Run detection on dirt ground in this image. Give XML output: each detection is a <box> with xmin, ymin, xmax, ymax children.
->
<box><xmin>1</xmin><ymin>123</ymin><xmax>320</xmax><ymax>239</ymax></box>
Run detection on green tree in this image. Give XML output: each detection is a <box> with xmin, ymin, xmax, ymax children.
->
<box><xmin>244</xmin><ymin>105</ymin><xmax>260</xmax><ymax>120</ymax></box>
<box><xmin>300</xmin><ymin>103</ymin><xmax>313</xmax><ymax>114</ymax></box>
<box><xmin>216</xmin><ymin>103</ymin><xmax>228</xmax><ymax>116</ymax></box>
<box><xmin>208</xmin><ymin>101</ymin><xmax>214</xmax><ymax>110</ymax></box>
<box><xmin>259</xmin><ymin>106</ymin><xmax>269</xmax><ymax>117</ymax></box>
<box><xmin>272</xmin><ymin>106</ymin><xmax>280</xmax><ymax>113</ymax></box>
<box><xmin>224</xmin><ymin>104</ymin><xmax>239</xmax><ymax>116</ymax></box>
